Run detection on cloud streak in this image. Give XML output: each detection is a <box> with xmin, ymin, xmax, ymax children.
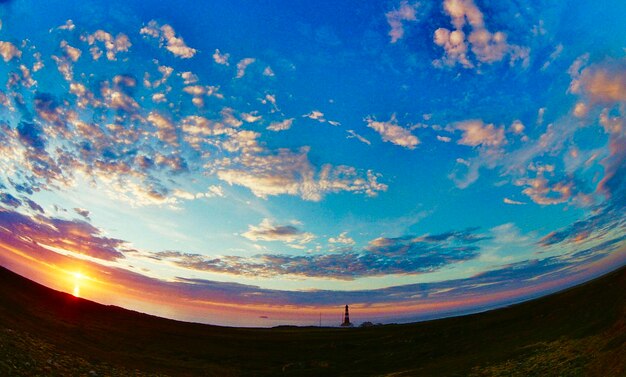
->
<box><xmin>365</xmin><ymin>114</ymin><xmax>420</xmax><ymax>149</ymax></box>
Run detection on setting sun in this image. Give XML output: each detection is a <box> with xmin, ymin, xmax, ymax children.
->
<box><xmin>72</xmin><ymin>271</ymin><xmax>84</xmax><ymax>297</ymax></box>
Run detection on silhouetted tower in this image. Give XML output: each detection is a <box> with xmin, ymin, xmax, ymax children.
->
<box><xmin>340</xmin><ymin>305</ymin><xmax>353</xmax><ymax>327</ymax></box>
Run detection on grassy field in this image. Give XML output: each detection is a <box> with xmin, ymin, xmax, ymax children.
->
<box><xmin>0</xmin><ymin>265</ymin><xmax>624</xmax><ymax>376</ymax></box>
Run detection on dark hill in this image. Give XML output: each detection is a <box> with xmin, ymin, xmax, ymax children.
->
<box><xmin>0</xmin><ymin>265</ymin><xmax>625</xmax><ymax>376</ymax></box>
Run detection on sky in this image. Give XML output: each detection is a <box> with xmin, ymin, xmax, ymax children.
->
<box><xmin>0</xmin><ymin>0</ymin><xmax>625</xmax><ymax>327</ymax></box>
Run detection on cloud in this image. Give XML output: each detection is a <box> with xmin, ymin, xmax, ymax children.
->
<box><xmin>503</xmin><ymin>198</ymin><xmax>526</xmax><ymax>205</ymax></box>
<box><xmin>0</xmin><ymin>208</ymin><xmax>125</xmax><ymax>261</ymax></box>
<box><xmin>16</xmin><ymin>121</ymin><xmax>46</xmax><ymax>150</ymax></box>
<box><xmin>236</xmin><ymin>58</ymin><xmax>256</xmax><ymax>78</ymax></box>
<box><xmin>509</xmin><ymin>120</ymin><xmax>525</xmax><ymax>135</ymax></box>
<box><xmin>0</xmin><ymin>41</ymin><xmax>21</xmax><ymax>62</ymax></box>
<box><xmin>216</xmin><ymin>147</ymin><xmax>387</xmax><ymax>201</ymax></box>
<box><xmin>267</xmin><ymin>118</ymin><xmax>294</xmax><ymax>132</ymax></box>
<box><xmin>263</xmin><ymin>66</ymin><xmax>275</xmax><ymax>77</ymax></box>
<box><xmin>205</xmin><ymin>185</ymin><xmax>225</xmax><ymax>198</ymax></box>
<box><xmin>516</xmin><ymin>173</ymin><xmax>574</xmax><ymax>206</ymax></box>
<box><xmin>57</xmin><ymin>19</ymin><xmax>75</xmax><ymax>31</ymax></box>
<box><xmin>433</xmin><ymin>0</ymin><xmax>529</xmax><ymax>69</ymax></box>
<box><xmin>140</xmin><ymin>20</ymin><xmax>196</xmax><ymax>58</ymax></box>
<box><xmin>303</xmin><ymin>110</ymin><xmax>326</xmax><ymax>122</ymax></box>
<box><xmin>541</xmin><ymin>43</ymin><xmax>563</xmax><ymax>71</ymax></box>
<box><xmin>22</xmin><ymin>198</ymin><xmax>44</xmax><ymax>213</ymax></box>
<box><xmin>60</xmin><ymin>40</ymin><xmax>82</xmax><ymax>62</ymax></box>
<box><xmin>452</xmin><ymin>119</ymin><xmax>506</xmax><ymax>147</ymax></box>
<box><xmin>386</xmin><ymin>1</ymin><xmax>419</xmax><ymax>43</ymax></box>
<box><xmin>154</xmin><ymin>227</ymin><xmax>485</xmax><ymax>280</ymax></box>
<box><xmin>328</xmin><ymin>232</ymin><xmax>355</xmax><ymax>246</ymax></box>
<box><xmin>212</xmin><ymin>49</ymin><xmax>230</xmax><ymax>65</ymax></box>
<box><xmin>365</xmin><ymin>114</ymin><xmax>420</xmax><ymax>149</ymax></box>
<box><xmin>346</xmin><ymin>130</ymin><xmax>371</xmax><ymax>145</ymax></box>
<box><xmin>182</xmin><ymin>85</ymin><xmax>223</xmax><ymax>107</ymax></box>
<box><xmin>82</xmin><ymin>30</ymin><xmax>131</xmax><ymax>61</ymax></box>
<box><xmin>0</xmin><ymin>193</ymin><xmax>22</xmax><ymax>208</ymax></box>
<box><xmin>242</xmin><ymin>219</ymin><xmax>314</xmax><ymax>245</ymax></box>
<box><xmin>572</xmin><ymin>59</ymin><xmax>626</xmax><ymax>103</ymax></box>
<box><xmin>73</xmin><ymin>207</ymin><xmax>90</xmax><ymax>220</ymax></box>
<box><xmin>147</xmin><ymin>111</ymin><xmax>179</xmax><ymax>147</ymax></box>
<box><xmin>0</xmin><ymin>12</ymin><xmax>390</xmax><ymax>214</ymax></box>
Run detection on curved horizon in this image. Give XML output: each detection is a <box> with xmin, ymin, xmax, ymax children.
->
<box><xmin>0</xmin><ymin>0</ymin><xmax>625</xmax><ymax>327</ymax></box>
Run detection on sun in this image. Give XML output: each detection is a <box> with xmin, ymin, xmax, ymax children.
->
<box><xmin>71</xmin><ymin>271</ymin><xmax>85</xmax><ymax>297</ymax></box>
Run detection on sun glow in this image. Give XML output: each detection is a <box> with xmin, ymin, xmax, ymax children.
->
<box><xmin>72</xmin><ymin>271</ymin><xmax>84</xmax><ymax>297</ymax></box>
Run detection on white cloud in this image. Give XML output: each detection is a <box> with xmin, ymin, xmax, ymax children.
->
<box><xmin>433</xmin><ymin>0</ymin><xmax>529</xmax><ymax>69</ymax></box>
<box><xmin>236</xmin><ymin>58</ymin><xmax>256</xmax><ymax>78</ymax></box>
<box><xmin>365</xmin><ymin>114</ymin><xmax>420</xmax><ymax>149</ymax></box>
<box><xmin>0</xmin><ymin>41</ymin><xmax>21</xmax><ymax>62</ymax></box>
<box><xmin>181</xmin><ymin>71</ymin><xmax>198</xmax><ymax>85</ymax></box>
<box><xmin>509</xmin><ymin>120</ymin><xmax>525</xmax><ymax>134</ymax></box>
<box><xmin>140</xmin><ymin>20</ymin><xmax>196</xmax><ymax>58</ymax></box>
<box><xmin>328</xmin><ymin>231</ymin><xmax>355</xmax><ymax>246</ymax></box>
<box><xmin>205</xmin><ymin>185</ymin><xmax>225</xmax><ymax>198</ymax></box>
<box><xmin>216</xmin><ymin>148</ymin><xmax>387</xmax><ymax>201</ymax></box>
<box><xmin>516</xmin><ymin>173</ymin><xmax>573</xmax><ymax>206</ymax></box>
<box><xmin>173</xmin><ymin>188</ymin><xmax>196</xmax><ymax>201</ymax></box>
<box><xmin>267</xmin><ymin>118</ymin><xmax>294</xmax><ymax>132</ymax></box>
<box><xmin>60</xmin><ymin>40</ymin><xmax>81</xmax><ymax>62</ymax></box>
<box><xmin>386</xmin><ymin>1</ymin><xmax>419</xmax><ymax>43</ymax></box>
<box><xmin>241</xmin><ymin>112</ymin><xmax>262</xmax><ymax>123</ymax></box>
<box><xmin>147</xmin><ymin>112</ymin><xmax>178</xmax><ymax>147</ymax></box>
<box><xmin>541</xmin><ymin>43</ymin><xmax>563</xmax><ymax>71</ymax></box>
<box><xmin>83</xmin><ymin>30</ymin><xmax>131</xmax><ymax>61</ymax></box>
<box><xmin>346</xmin><ymin>130</ymin><xmax>371</xmax><ymax>145</ymax></box>
<box><xmin>572</xmin><ymin>60</ymin><xmax>626</xmax><ymax>103</ymax></box>
<box><xmin>503</xmin><ymin>198</ymin><xmax>526</xmax><ymax>205</ymax></box>
<box><xmin>242</xmin><ymin>218</ymin><xmax>314</xmax><ymax>245</ymax></box>
<box><xmin>452</xmin><ymin>119</ymin><xmax>506</xmax><ymax>148</ymax></box>
<box><xmin>57</xmin><ymin>19</ymin><xmax>75</xmax><ymax>31</ymax></box>
<box><xmin>212</xmin><ymin>49</ymin><xmax>230</xmax><ymax>65</ymax></box>
<box><xmin>263</xmin><ymin>66</ymin><xmax>275</xmax><ymax>77</ymax></box>
<box><xmin>303</xmin><ymin>110</ymin><xmax>326</xmax><ymax>122</ymax></box>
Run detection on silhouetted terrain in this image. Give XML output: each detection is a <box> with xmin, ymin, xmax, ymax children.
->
<box><xmin>0</xmin><ymin>265</ymin><xmax>625</xmax><ymax>376</ymax></box>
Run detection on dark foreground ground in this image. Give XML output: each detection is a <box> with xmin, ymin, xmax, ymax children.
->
<box><xmin>0</xmin><ymin>266</ymin><xmax>625</xmax><ymax>376</ymax></box>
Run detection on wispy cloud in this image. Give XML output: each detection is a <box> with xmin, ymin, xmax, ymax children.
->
<box><xmin>152</xmin><ymin>227</ymin><xmax>486</xmax><ymax>280</ymax></box>
<box><xmin>386</xmin><ymin>1</ymin><xmax>419</xmax><ymax>43</ymax></box>
<box><xmin>503</xmin><ymin>198</ymin><xmax>526</xmax><ymax>205</ymax></box>
<box><xmin>242</xmin><ymin>219</ymin><xmax>315</xmax><ymax>245</ymax></box>
<box><xmin>346</xmin><ymin>130</ymin><xmax>371</xmax><ymax>145</ymax></box>
<box><xmin>365</xmin><ymin>114</ymin><xmax>420</xmax><ymax>149</ymax></box>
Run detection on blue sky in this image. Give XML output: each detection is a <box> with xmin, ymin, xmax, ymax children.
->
<box><xmin>0</xmin><ymin>0</ymin><xmax>624</xmax><ymax>326</ymax></box>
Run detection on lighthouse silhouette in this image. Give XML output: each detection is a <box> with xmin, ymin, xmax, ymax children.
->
<box><xmin>340</xmin><ymin>305</ymin><xmax>353</xmax><ymax>327</ymax></box>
